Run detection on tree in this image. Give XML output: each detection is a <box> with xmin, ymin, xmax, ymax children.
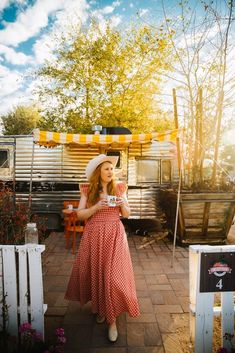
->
<box><xmin>36</xmin><ymin>21</ymin><xmax>174</xmax><ymax>133</ymax></box>
<box><xmin>161</xmin><ymin>0</ymin><xmax>235</xmax><ymax>186</ymax></box>
<box><xmin>1</xmin><ymin>106</ymin><xmax>41</xmax><ymax>135</ymax></box>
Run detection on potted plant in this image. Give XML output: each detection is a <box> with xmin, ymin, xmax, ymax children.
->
<box><xmin>0</xmin><ymin>184</ymin><xmax>47</xmax><ymax>245</ymax></box>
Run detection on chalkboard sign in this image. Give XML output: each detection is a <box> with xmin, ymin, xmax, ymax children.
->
<box><xmin>200</xmin><ymin>252</ymin><xmax>235</xmax><ymax>292</ymax></box>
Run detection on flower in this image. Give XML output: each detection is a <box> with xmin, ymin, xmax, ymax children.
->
<box><xmin>19</xmin><ymin>322</ymin><xmax>32</xmax><ymax>333</ymax></box>
<box><xmin>217</xmin><ymin>348</ymin><xmax>228</xmax><ymax>353</ymax></box>
<box><xmin>33</xmin><ymin>331</ymin><xmax>43</xmax><ymax>342</ymax></box>
<box><xmin>57</xmin><ymin>336</ymin><xmax>66</xmax><ymax>344</ymax></box>
<box><xmin>17</xmin><ymin>322</ymin><xmax>66</xmax><ymax>353</ymax></box>
<box><xmin>55</xmin><ymin>328</ymin><xmax>65</xmax><ymax>337</ymax></box>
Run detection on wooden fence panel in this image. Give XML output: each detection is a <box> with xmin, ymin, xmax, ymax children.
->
<box><xmin>0</xmin><ymin>244</ymin><xmax>46</xmax><ymax>338</ymax></box>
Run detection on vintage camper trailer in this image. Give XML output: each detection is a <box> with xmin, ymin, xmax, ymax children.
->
<box><xmin>0</xmin><ymin>129</ymin><xmax>178</xmax><ymax>230</ymax></box>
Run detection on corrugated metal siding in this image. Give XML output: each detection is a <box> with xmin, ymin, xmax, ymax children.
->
<box><xmin>1</xmin><ymin>136</ymin><xmax>179</xmax><ymax>225</ymax></box>
<box><xmin>126</xmin><ymin>141</ymin><xmax>178</xmax><ymax>219</ymax></box>
<box><xmin>62</xmin><ymin>146</ymin><xmax>100</xmax><ymax>182</ymax></box>
<box><xmin>127</xmin><ymin>187</ymin><xmax>161</xmax><ymax>219</ymax></box>
<box><xmin>14</xmin><ymin>137</ymin><xmax>100</xmax><ymax>218</ymax></box>
<box><xmin>15</xmin><ymin>137</ymin><xmax>63</xmax><ymax>181</ymax></box>
<box><xmin>15</xmin><ymin>137</ymin><xmax>100</xmax><ymax>182</ymax></box>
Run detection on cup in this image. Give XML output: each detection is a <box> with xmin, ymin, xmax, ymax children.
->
<box><xmin>107</xmin><ymin>195</ymin><xmax>117</xmax><ymax>207</ymax></box>
<box><xmin>67</xmin><ymin>204</ymin><xmax>73</xmax><ymax>210</ymax></box>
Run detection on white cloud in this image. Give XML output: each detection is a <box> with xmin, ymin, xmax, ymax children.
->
<box><xmin>92</xmin><ymin>0</ymin><xmax>121</xmax><ymax>17</ymax></box>
<box><xmin>0</xmin><ymin>0</ymin><xmax>11</xmax><ymax>12</ymax></box>
<box><xmin>138</xmin><ymin>9</ymin><xmax>149</xmax><ymax>17</ymax></box>
<box><xmin>110</xmin><ymin>15</ymin><xmax>122</xmax><ymax>28</ymax></box>
<box><xmin>91</xmin><ymin>1</ymin><xmax>123</xmax><ymax>33</ymax></box>
<box><xmin>53</xmin><ymin>0</ymin><xmax>89</xmax><ymax>32</ymax></box>
<box><xmin>0</xmin><ymin>0</ymin><xmax>124</xmax><ymax>116</ymax></box>
<box><xmin>102</xmin><ymin>6</ymin><xmax>115</xmax><ymax>15</ymax></box>
<box><xmin>113</xmin><ymin>1</ymin><xmax>121</xmax><ymax>6</ymax></box>
<box><xmin>0</xmin><ymin>0</ymin><xmax>89</xmax><ymax>47</ymax></box>
<box><xmin>0</xmin><ymin>44</ymin><xmax>32</xmax><ymax>65</ymax></box>
<box><xmin>0</xmin><ymin>64</ymin><xmax>23</xmax><ymax>99</ymax></box>
<box><xmin>0</xmin><ymin>64</ymin><xmax>37</xmax><ymax>117</ymax></box>
<box><xmin>0</xmin><ymin>88</ymin><xmax>33</xmax><ymax>115</ymax></box>
<box><xmin>33</xmin><ymin>33</ymin><xmax>56</xmax><ymax>65</ymax></box>
<box><xmin>33</xmin><ymin>0</ymin><xmax>89</xmax><ymax>65</ymax></box>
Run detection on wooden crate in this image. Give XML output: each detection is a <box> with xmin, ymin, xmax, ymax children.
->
<box><xmin>160</xmin><ymin>190</ymin><xmax>235</xmax><ymax>244</ymax></box>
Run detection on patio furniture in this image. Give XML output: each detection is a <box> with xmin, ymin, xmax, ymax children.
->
<box><xmin>63</xmin><ymin>201</ymin><xmax>84</xmax><ymax>254</ymax></box>
<box><xmin>0</xmin><ymin>244</ymin><xmax>47</xmax><ymax>338</ymax></box>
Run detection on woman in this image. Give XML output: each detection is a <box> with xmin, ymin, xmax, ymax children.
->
<box><xmin>65</xmin><ymin>154</ymin><xmax>140</xmax><ymax>342</ymax></box>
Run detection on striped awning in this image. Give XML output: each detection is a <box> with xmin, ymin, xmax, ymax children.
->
<box><xmin>33</xmin><ymin>128</ymin><xmax>179</xmax><ymax>147</ymax></box>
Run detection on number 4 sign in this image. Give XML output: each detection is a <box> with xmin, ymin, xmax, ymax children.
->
<box><xmin>200</xmin><ymin>252</ymin><xmax>235</xmax><ymax>292</ymax></box>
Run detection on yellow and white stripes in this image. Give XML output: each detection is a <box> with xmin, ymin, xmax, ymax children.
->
<box><xmin>33</xmin><ymin>128</ymin><xmax>179</xmax><ymax>147</ymax></box>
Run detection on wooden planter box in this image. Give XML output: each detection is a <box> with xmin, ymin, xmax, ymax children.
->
<box><xmin>160</xmin><ymin>189</ymin><xmax>235</xmax><ymax>244</ymax></box>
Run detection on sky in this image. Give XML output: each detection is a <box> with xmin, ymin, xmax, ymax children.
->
<box><xmin>0</xmin><ymin>0</ymin><xmax>168</xmax><ymax>116</ymax></box>
<box><xmin>0</xmin><ymin>0</ymin><xmax>234</xmax><ymax>142</ymax></box>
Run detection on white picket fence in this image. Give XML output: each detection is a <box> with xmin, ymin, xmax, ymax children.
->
<box><xmin>190</xmin><ymin>245</ymin><xmax>235</xmax><ymax>353</ymax></box>
<box><xmin>0</xmin><ymin>244</ymin><xmax>47</xmax><ymax>338</ymax></box>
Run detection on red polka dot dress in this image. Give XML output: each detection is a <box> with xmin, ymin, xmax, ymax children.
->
<box><xmin>65</xmin><ymin>182</ymin><xmax>140</xmax><ymax>324</ymax></box>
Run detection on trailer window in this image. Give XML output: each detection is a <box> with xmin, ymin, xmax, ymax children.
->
<box><xmin>0</xmin><ymin>150</ymin><xmax>9</xmax><ymax>168</ymax></box>
<box><xmin>161</xmin><ymin>160</ymin><xmax>171</xmax><ymax>183</ymax></box>
<box><xmin>136</xmin><ymin>159</ymin><xmax>160</xmax><ymax>183</ymax></box>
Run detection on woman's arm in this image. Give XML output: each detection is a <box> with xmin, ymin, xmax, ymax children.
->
<box><xmin>116</xmin><ymin>192</ymin><xmax>131</xmax><ymax>218</ymax></box>
<box><xmin>76</xmin><ymin>193</ymin><xmax>108</xmax><ymax>220</ymax></box>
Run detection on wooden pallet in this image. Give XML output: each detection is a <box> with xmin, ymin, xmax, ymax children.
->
<box><xmin>160</xmin><ymin>190</ymin><xmax>235</xmax><ymax>244</ymax></box>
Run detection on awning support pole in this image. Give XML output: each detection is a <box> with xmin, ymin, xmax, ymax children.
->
<box><xmin>171</xmin><ymin>163</ymin><xmax>182</xmax><ymax>268</ymax></box>
<box><xmin>28</xmin><ymin>140</ymin><xmax>35</xmax><ymax>212</ymax></box>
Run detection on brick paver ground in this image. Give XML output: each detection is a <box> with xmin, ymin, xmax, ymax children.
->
<box><xmin>42</xmin><ymin>222</ymin><xmax>235</xmax><ymax>353</ymax></box>
<box><xmin>42</xmin><ymin>231</ymin><xmax>190</xmax><ymax>353</ymax></box>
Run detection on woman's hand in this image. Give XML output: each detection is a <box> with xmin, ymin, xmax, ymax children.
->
<box><xmin>115</xmin><ymin>197</ymin><xmax>125</xmax><ymax>207</ymax></box>
<box><xmin>62</xmin><ymin>209</ymin><xmax>74</xmax><ymax>215</ymax></box>
<box><xmin>116</xmin><ymin>196</ymin><xmax>130</xmax><ymax>217</ymax></box>
<box><xmin>95</xmin><ymin>198</ymin><xmax>109</xmax><ymax>210</ymax></box>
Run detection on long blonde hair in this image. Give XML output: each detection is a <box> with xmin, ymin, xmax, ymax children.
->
<box><xmin>87</xmin><ymin>162</ymin><xmax>116</xmax><ymax>206</ymax></box>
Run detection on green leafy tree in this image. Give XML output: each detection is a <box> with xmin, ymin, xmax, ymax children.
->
<box><xmin>1</xmin><ymin>106</ymin><xmax>41</xmax><ymax>135</ymax></box>
<box><xmin>36</xmin><ymin>21</ymin><xmax>174</xmax><ymax>133</ymax></box>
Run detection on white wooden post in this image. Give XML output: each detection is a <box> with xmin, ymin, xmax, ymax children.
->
<box><xmin>189</xmin><ymin>246</ymin><xmax>214</xmax><ymax>353</ymax></box>
<box><xmin>221</xmin><ymin>292</ymin><xmax>234</xmax><ymax>350</ymax></box>
<box><xmin>0</xmin><ymin>249</ymin><xmax>3</xmax><ymax>329</ymax></box>
<box><xmin>27</xmin><ymin>245</ymin><xmax>45</xmax><ymax>338</ymax></box>
<box><xmin>190</xmin><ymin>245</ymin><xmax>235</xmax><ymax>353</ymax></box>
<box><xmin>16</xmin><ymin>245</ymin><xmax>28</xmax><ymax>325</ymax></box>
<box><xmin>2</xmin><ymin>246</ymin><xmax>18</xmax><ymax>336</ymax></box>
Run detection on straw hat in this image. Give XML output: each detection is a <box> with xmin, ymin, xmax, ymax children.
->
<box><xmin>85</xmin><ymin>154</ymin><xmax>119</xmax><ymax>181</ymax></box>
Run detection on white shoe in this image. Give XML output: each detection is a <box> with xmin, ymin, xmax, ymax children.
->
<box><xmin>108</xmin><ymin>323</ymin><xmax>118</xmax><ymax>342</ymax></box>
<box><xmin>96</xmin><ymin>314</ymin><xmax>105</xmax><ymax>324</ymax></box>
